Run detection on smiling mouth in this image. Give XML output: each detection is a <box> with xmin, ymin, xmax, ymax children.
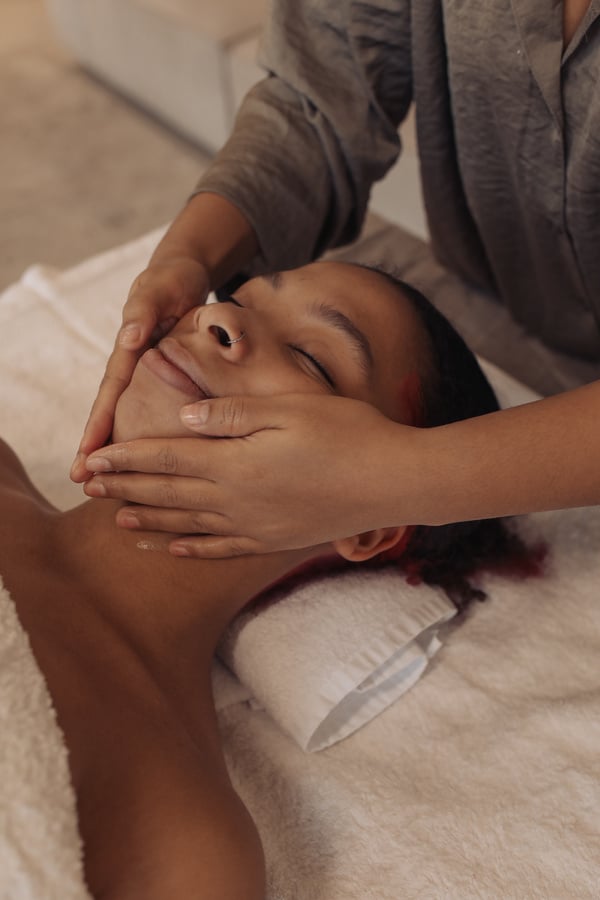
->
<box><xmin>141</xmin><ymin>339</ymin><xmax>213</xmax><ymax>399</ymax></box>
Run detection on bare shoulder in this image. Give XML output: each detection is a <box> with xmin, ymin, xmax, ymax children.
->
<box><xmin>0</xmin><ymin>438</ymin><xmax>57</xmax><ymax>580</ymax></box>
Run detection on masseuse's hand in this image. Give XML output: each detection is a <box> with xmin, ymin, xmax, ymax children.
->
<box><xmin>70</xmin><ymin>256</ymin><xmax>210</xmax><ymax>483</ymax></box>
<box><xmin>83</xmin><ymin>394</ymin><xmax>414</xmax><ymax>557</ymax></box>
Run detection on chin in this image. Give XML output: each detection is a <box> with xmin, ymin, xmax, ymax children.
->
<box><xmin>113</xmin><ymin>388</ymin><xmax>189</xmax><ymax>443</ymax></box>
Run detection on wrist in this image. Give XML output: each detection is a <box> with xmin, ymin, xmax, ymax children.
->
<box><xmin>369</xmin><ymin>416</ymin><xmax>470</xmax><ymax>529</ymax></box>
<box><xmin>362</xmin><ymin>418</ymin><xmax>434</xmax><ymax>529</ymax></box>
<box><xmin>151</xmin><ymin>192</ymin><xmax>259</xmax><ymax>290</ymax></box>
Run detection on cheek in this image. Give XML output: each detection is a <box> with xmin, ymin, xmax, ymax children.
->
<box><xmin>112</xmin><ymin>389</ymin><xmax>151</xmax><ymax>443</ymax></box>
<box><xmin>249</xmin><ymin>357</ymin><xmax>325</xmax><ymax>398</ymax></box>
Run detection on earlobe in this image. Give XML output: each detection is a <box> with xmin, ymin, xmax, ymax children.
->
<box><xmin>333</xmin><ymin>526</ymin><xmax>407</xmax><ymax>562</ymax></box>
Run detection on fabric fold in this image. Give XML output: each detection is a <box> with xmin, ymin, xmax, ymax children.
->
<box><xmin>218</xmin><ymin>570</ymin><xmax>455</xmax><ymax>751</ymax></box>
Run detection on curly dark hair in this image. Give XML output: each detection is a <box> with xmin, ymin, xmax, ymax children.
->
<box><xmin>358</xmin><ymin>266</ymin><xmax>545</xmax><ymax>612</ymax></box>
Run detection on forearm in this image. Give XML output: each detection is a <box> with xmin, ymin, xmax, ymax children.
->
<box><xmin>192</xmin><ymin>0</ymin><xmax>412</xmax><ymax>272</ymax></box>
<box><xmin>148</xmin><ymin>192</ymin><xmax>259</xmax><ymax>290</ymax></box>
<box><xmin>398</xmin><ymin>380</ymin><xmax>600</xmax><ymax>526</ymax></box>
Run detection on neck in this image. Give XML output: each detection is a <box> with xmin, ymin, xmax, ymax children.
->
<box><xmin>53</xmin><ymin>499</ymin><xmax>320</xmax><ymax>681</ymax></box>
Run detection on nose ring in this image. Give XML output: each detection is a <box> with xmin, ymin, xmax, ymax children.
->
<box><xmin>226</xmin><ymin>331</ymin><xmax>246</xmax><ymax>346</ymax></box>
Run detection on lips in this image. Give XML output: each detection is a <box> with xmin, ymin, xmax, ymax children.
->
<box><xmin>141</xmin><ymin>338</ymin><xmax>213</xmax><ymax>400</ymax></box>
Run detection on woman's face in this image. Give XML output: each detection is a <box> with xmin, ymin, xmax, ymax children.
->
<box><xmin>112</xmin><ymin>262</ymin><xmax>427</xmax><ymax>442</ymax></box>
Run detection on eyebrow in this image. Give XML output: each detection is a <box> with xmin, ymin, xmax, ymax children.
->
<box><xmin>308</xmin><ymin>302</ymin><xmax>374</xmax><ymax>376</ymax></box>
<box><xmin>259</xmin><ymin>272</ymin><xmax>374</xmax><ymax>377</ymax></box>
<box><xmin>260</xmin><ymin>271</ymin><xmax>284</xmax><ymax>290</ymax></box>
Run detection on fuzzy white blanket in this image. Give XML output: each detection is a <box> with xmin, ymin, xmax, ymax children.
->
<box><xmin>0</xmin><ymin>576</ymin><xmax>90</xmax><ymax>900</ymax></box>
<box><xmin>220</xmin><ymin>502</ymin><xmax>600</xmax><ymax>899</ymax></box>
<box><xmin>2</xmin><ymin>227</ymin><xmax>600</xmax><ymax>899</ymax></box>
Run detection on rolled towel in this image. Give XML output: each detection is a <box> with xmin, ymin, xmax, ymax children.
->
<box><xmin>218</xmin><ymin>570</ymin><xmax>456</xmax><ymax>751</ymax></box>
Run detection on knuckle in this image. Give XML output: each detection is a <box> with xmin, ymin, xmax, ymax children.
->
<box><xmin>108</xmin><ymin>444</ymin><xmax>132</xmax><ymax>471</ymax></box>
<box><xmin>219</xmin><ymin>396</ymin><xmax>245</xmax><ymax>432</ymax></box>
<box><xmin>157</xmin><ymin>446</ymin><xmax>179</xmax><ymax>474</ymax></box>
<box><xmin>228</xmin><ymin>538</ymin><xmax>251</xmax><ymax>557</ymax></box>
<box><xmin>98</xmin><ymin>370</ymin><xmax>113</xmax><ymax>390</ymax></box>
<box><xmin>129</xmin><ymin>269</ymin><xmax>149</xmax><ymax>297</ymax></box>
<box><xmin>103</xmin><ymin>475</ymin><xmax>124</xmax><ymax>496</ymax></box>
<box><xmin>157</xmin><ymin>478</ymin><xmax>179</xmax><ymax>507</ymax></box>
<box><xmin>189</xmin><ymin>510</ymin><xmax>208</xmax><ymax>531</ymax></box>
<box><xmin>100</xmin><ymin>367</ymin><xmax>129</xmax><ymax>396</ymax></box>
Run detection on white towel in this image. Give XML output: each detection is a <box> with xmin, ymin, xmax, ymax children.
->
<box><xmin>218</xmin><ymin>503</ymin><xmax>600</xmax><ymax>900</ymax></box>
<box><xmin>3</xmin><ymin>229</ymin><xmax>600</xmax><ymax>899</ymax></box>
<box><xmin>219</xmin><ymin>572</ymin><xmax>455</xmax><ymax>751</ymax></box>
<box><xmin>0</xmin><ymin>577</ymin><xmax>90</xmax><ymax>900</ymax></box>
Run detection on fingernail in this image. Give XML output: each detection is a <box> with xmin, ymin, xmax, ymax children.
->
<box><xmin>171</xmin><ymin>543</ymin><xmax>191</xmax><ymax>557</ymax></box>
<box><xmin>86</xmin><ymin>456</ymin><xmax>112</xmax><ymax>472</ymax></box>
<box><xmin>118</xmin><ymin>511</ymin><xmax>139</xmax><ymax>528</ymax></box>
<box><xmin>180</xmin><ymin>403</ymin><xmax>208</xmax><ymax>426</ymax></box>
<box><xmin>119</xmin><ymin>323</ymin><xmax>142</xmax><ymax>347</ymax></box>
<box><xmin>85</xmin><ymin>480</ymin><xmax>106</xmax><ymax>497</ymax></box>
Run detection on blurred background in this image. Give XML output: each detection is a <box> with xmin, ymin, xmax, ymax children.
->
<box><xmin>1</xmin><ymin>0</ymin><xmax>424</xmax><ymax>293</ymax></box>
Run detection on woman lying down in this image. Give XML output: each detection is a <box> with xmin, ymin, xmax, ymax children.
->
<box><xmin>0</xmin><ymin>261</ymin><xmax>541</xmax><ymax>899</ymax></box>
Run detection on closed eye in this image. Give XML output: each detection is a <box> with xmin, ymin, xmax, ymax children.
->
<box><xmin>216</xmin><ymin>289</ymin><xmax>335</xmax><ymax>388</ymax></box>
<box><xmin>292</xmin><ymin>346</ymin><xmax>336</xmax><ymax>389</ymax></box>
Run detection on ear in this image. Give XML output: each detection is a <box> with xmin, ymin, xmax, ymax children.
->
<box><xmin>333</xmin><ymin>526</ymin><xmax>408</xmax><ymax>563</ymax></box>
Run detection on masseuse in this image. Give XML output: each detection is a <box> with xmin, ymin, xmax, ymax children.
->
<box><xmin>71</xmin><ymin>0</ymin><xmax>600</xmax><ymax>557</ymax></box>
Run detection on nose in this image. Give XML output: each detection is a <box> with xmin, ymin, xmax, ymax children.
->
<box><xmin>193</xmin><ymin>303</ymin><xmax>250</xmax><ymax>360</ymax></box>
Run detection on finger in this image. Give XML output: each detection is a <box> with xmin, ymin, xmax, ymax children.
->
<box><xmin>119</xmin><ymin>273</ymin><xmax>180</xmax><ymax>349</ymax></box>
<box><xmin>84</xmin><ymin>437</ymin><xmax>220</xmax><ymax>478</ymax></box>
<box><xmin>73</xmin><ymin>255</ymin><xmax>212</xmax><ymax>482</ymax></box>
<box><xmin>180</xmin><ymin>394</ymin><xmax>286</xmax><ymax>437</ymax></box>
<box><xmin>121</xmin><ymin>261</ymin><xmax>209</xmax><ymax>348</ymax></box>
<box><xmin>115</xmin><ymin>504</ymin><xmax>231</xmax><ymax>537</ymax></box>
<box><xmin>169</xmin><ymin>535</ymin><xmax>265</xmax><ymax>559</ymax></box>
<box><xmin>72</xmin><ymin>311</ymin><xmax>164</xmax><ymax>484</ymax></box>
<box><xmin>70</xmin><ymin>347</ymin><xmax>142</xmax><ymax>483</ymax></box>
<box><xmin>85</xmin><ymin>347</ymin><xmax>137</xmax><ymax>441</ymax></box>
<box><xmin>84</xmin><ymin>471</ymin><xmax>219</xmax><ymax>511</ymax></box>
<box><xmin>113</xmin><ymin>262</ymin><xmax>200</xmax><ymax>359</ymax></box>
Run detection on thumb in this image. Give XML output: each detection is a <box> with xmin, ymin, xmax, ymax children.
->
<box><xmin>180</xmin><ymin>395</ymin><xmax>281</xmax><ymax>437</ymax></box>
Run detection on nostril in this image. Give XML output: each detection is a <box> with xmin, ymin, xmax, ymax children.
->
<box><xmin>211</xmin><ymin>325</ymin><xmax>231</xmax><ymax>347</ymax></box>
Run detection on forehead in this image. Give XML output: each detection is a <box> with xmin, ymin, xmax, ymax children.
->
<box><xmin>256</xmin><ymin>261</ymin><xmax>418</xmax><ymax>335</ymax></box>
<box><xmin>283</xmin><ymin>260</ymin><xmax>425</xmax><ymax>363</ymax></box>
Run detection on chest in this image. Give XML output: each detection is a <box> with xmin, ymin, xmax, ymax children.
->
<box><xmin>563</xmin><ymin>0</ymin><xmax>591</xmax><ymax>45</ymax></box>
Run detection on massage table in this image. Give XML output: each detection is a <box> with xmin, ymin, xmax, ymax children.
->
<box><xmin>1</xmin><ymin>221</ymin><xmax>599</xmax><ymax>899</ymax></box>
